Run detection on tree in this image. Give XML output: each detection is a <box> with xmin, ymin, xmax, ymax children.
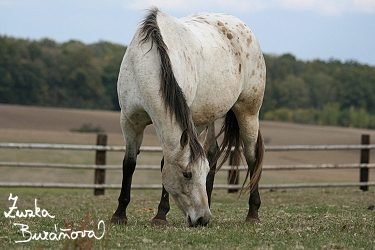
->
<box><xmin>276</xmin><ymin>74</ymin><xmax>310</xmax><ymax>109</ymax></box>
<box><xmin>59</xmin><ymin>40</ymin><xmax>109</xmax><ymax>109</ymax></box>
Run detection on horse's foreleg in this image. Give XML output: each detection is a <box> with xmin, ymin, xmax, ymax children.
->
<box><xmin>206</xmin><ymin>156</ymin><xmax>217</xmax><ymax>207</ymax></box>
<box><xmin>204</xmin><ymin>123</ymin><xmax>219</xmax><ymax>207</ymax></box>
<box><xmin>111</xmin><ymin>152</ymin><xmax>137</xmax><ymax>225</ymax></box>
<box><xmin>152</xmin><ymin>158</ymin><xmax>170</xmax><ymax>225</ymax></box>
<box><xmin>152</xmin><ymin>186</ymin><xmax>170</xmax><ymax>225</ymax></box>
<box><xmin>111</xmin><ymin>114</ymin><xmax>144</xmax><ymax>225</ymax></box>
<box><xmin>206</xmin><ymin>124</ymin><xmax>219</xmax><ymax>207</ymax></box>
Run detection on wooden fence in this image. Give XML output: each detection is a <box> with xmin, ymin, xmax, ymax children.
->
<box><xmin>1</xmin><ymin>134</ymin><xmax>375</xmax><ymax>195</ymax></box>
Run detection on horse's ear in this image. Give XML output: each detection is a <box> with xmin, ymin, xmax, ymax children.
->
<box><xmin>180</xmin><ymin>129</ymin><xmax>189</xmax><ymax>148</ymax></box>
<box><xmin>197</xmin><ymin>127</ymin><xmax>208</xmax><ymax>147</ymax></box>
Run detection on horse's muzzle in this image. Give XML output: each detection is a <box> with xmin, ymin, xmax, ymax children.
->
<box><xmin>187</xmin><ymin>214</ymin><xmax>211</xmax><ymax>227</ymax></box>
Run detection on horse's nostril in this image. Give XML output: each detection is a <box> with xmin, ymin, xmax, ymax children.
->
<box><xmin>187</xmin><ymin>215</ymin><xmax>210</xmax><ymax>227</ymax></box>
<box><xmin>197</xmin><ymin>217</ymin><xmax>208</xmax><ymax>227</ymax></box>
<box><xmin>187</xmin><ymin>216</ymin><xmax>193</xmax><ymax>227</ymax></box>
<box><xmin>197</xmin><ymin>217</ymin><xmax>204</xmax><ymax>225</ymax></box>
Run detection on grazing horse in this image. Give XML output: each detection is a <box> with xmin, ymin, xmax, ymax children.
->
<box><xmin>111</xmin><ymin>7</ymin><xmax>265</xmax><ymax>227</ymax></box>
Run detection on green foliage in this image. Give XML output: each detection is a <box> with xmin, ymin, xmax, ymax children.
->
<box><xmin>262</xmin><ymin>54</ymin><xmax>375</xmax><ymax>128</ymax></box>
<box><xmin>0</xmin><ymin>36</ymin><xmax>126</xmax><ymax>110</ymax></box>
<box><xmin>264</xmin><ymin>105</ymin><xmax>375</xmax><ymax>129</ymax></box>
<box><xmin>2</xmin><ymin>35</ymin><xmax>375</xmax><ymax>128</ymax></box>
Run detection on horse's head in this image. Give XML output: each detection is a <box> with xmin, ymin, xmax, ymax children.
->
<box><xmin>162</xmin><ymin>129</ymin><xmax>211</xmax><ymax>227</ymax></box>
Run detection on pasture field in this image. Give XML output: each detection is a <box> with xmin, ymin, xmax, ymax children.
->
<box><xmin>0</xmin><ymin>188</ymin><xmax>374</xmax><ymax>249</ymax></box>
<box><xmin>2</xmin><ymin>104</ymin><xmax>375</xmax><ymax>186</ymax></box>
<box><xmin>1</xmin><ymin>104</ymin><xmax>375</xmax><ymax>249</ymax></box>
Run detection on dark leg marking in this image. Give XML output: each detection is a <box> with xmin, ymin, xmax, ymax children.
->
<box><xmin>206</xmin><ymin>140</ymin><xmax>219</xmax><ymax>207</ymax></box>
<box><xmin>152</xmin><ymin>158</ymin><xmax>170</xmax><ymax>225</ymax></box>
<box><xmin>111</xmin><ymin>153</ymin><xmax>137</xmax><ymax>225</ymax></box>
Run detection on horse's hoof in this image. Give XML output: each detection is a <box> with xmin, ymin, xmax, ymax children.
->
<box><xmin>151</xmin><ymin>218</ymin><xmax>168</xmax><ymax>226</ymax></box>
<box><xmin>245</xmin><ymin>217</ymin><xmax>261</xmax><ymax>224</ymax></box>
<box><xmin>110</xmin><ymin>215</ymin><xmax>128</xmax><ymax>225</ymax></box>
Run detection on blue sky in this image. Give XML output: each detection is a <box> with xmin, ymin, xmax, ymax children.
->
<box><xmin>1</xmin><ymin>0</ymin><xmax>375</xmax><ymax>65</ymax></box>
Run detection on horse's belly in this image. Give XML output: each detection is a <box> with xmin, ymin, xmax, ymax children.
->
<box><xmin>191</xmin><ymin>94</ymin><xmax>236</xmax><ymax>126</ymax></box>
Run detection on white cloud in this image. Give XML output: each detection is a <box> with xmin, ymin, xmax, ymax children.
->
<box><xmin>125</xmin><ymin>0</ymin><xmax>189</xmax><ymax>11</ymax></box>
<box><xmin>125</xmin><ymin>0</ymin><xmax>375</xmax><ymax>15</ymax></box>
<box><xmin>276</xmin><ymin>0</ymin><xmax>375</xmax><ymax>16</ymax></box>
<box><xmin>352</xmin><ymin>0</ymin><xmax>375</xmax><ymax>13</ymax></box>
<box><xmin>124</xmin><ymin>0</ymin><xmax>269</xmax><ymax>13</ymax></box>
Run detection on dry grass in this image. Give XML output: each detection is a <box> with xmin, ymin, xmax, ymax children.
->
<box><xmin>1</xmin><ymin>104</ymin><xmax>375</xmax><ymax>185</ymax></box>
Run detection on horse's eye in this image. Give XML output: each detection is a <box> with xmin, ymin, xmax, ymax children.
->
<box><xmin>182</xmin><ymin>171</ymin><xmax>192</xmax><ymax>180</ymax></box>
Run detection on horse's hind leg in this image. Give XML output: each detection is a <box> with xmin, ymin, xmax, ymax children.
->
<box><xmin>111</xmin><ymin>113</ymin><xmax>145</xmax><ymax>225</ymax></box>
<box><xmin>152</xmin><ymin>157</ymin><xmax>170</xmax><ymax>225</ymax></box>
<box><xmin>234</xmin><ymin>112</ymin><xmax>264</xmax><ymax>222</ymax></box>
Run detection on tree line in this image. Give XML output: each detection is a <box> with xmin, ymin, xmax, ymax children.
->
<box><xmin>263</xmin><ymin>54</ymin><xmax>375</xmax><ymax>128</ymax></box>
<box><xmin>0</xmin><ymin>36</ymin><xmax>124</xmax><ymax>110</ymax></box>
<box><xmin>1</xmin><ymin>36</ymin><xmax>375</xmax><ymax>128</ymax></box>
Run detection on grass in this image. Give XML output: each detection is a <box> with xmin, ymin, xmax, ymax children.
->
<box><xmin>0</xmin><ymin>188</ymin><xmax>374</xmax><ymax>249</ymax></box>
<box><xmin>1</xmin><ymin>106</ymin><xmax>375</xmax><ymax>249</ymax></box>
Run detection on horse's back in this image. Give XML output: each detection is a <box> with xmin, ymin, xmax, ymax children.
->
<box><xmin>159</xmin><ymin>12</ymin><xmax>266</xmax><ymax>125</ymax></box>
<box><xmin>119</xmin><ymin>10</ymin><xmax>266</xmax><ymax>127</ymax></box>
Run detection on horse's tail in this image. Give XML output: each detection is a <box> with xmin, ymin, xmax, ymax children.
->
<box><xmin>214</xmin><ymin>110</ymin><xmax>264</xmax><ymax>194</ymax></box>
<box><xmin>242</xmin><ymin>129</ymin><xmax>264</xmax><ymax>195</ymax></box>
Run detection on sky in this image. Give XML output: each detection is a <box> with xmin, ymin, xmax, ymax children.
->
<box><xmin>1</xmin><ymin>0</ymin><xmax>375</xmax><ymax>66</ymax></box>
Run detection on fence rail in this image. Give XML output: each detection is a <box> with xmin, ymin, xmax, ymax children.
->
<box><xmin>1</xmin><ymin>161</ymin><xmax>375</xmax><ymax>171</ymax></box>
<box><xmin>2</xmin><ymin>142</ymin><xmax>375</xmax><ymax>151</ymax></box>
<box><xmin>1</xmin><ymin>182</ymin><xmax>375</xmax><ymax>190</ymax></box>
<box><xmin>0</xmin><ymin>134</ymin><xmax>373</xmax><ymax>194</ymax></box>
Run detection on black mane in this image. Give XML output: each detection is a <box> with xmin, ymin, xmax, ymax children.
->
<box><xmin>139</xmin><ymin>8</ymin><xmax>205</xmax><ymax>163</ymax></box>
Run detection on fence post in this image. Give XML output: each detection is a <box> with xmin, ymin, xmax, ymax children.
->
<box><xmin>94</xmin><ymin>134</ymin><xmax>107</xmax><ymax>195</ymax></box>
<box><xmin>228</xmin><ymin>153</ymin><xmax>239</xmax><ymax>193</ymax></box>
<box><xmin>360</xmin><ymin>134</ymin><xmax>370</xmax><ymax>191</ymax></box>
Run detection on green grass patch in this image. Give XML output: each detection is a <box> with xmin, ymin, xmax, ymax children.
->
<box><xmin>0</xmin><ymin>188</ymin><xmax>374</xmax><ymax>249</ymax></box>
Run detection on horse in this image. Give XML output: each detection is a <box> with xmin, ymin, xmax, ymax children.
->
<box><xmin>110</xmin><ymin>7</ymin><xmax>265</xmax><ymax>227</ymax></box>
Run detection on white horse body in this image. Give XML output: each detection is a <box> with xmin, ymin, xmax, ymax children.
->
<box><xmin>114</xmin><ymin>8</ymin><xmax>265</xmax><ymax>227</ymax></box>
<box><xmin>118</xmin><ymin>11</ymin><xmax>265</xmax><ymax>144</ymax></box>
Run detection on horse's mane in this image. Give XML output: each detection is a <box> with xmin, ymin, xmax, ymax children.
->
<box><xmin>139</xmin><ymin>7</ymin><xmax>204</xmax><ymax>163</ymax></box>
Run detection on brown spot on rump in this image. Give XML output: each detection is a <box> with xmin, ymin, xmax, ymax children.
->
<box><xmin>227</xmin><ymin>33</ymin><xmax>233</xmax><ymax>39</ymax></box>
<box><xmin>247</xmin><ymin>37</ymin><xmax>252</xmax><ymax>44</ymax></box>
<box><xmin>252</xmin><ymin>86</ymin><xmax>258</xmax><ymax>92</ymax></box>
<box><xmin>217</xmin><ymin>21</ymin><xmax>224</xmax><ymax>26</ymax></box>
<box><xmin>251</xmin><ymin>70</ymin><xmax>255</xmax><ymax>76</ymax></box>
<box><xmin>246</xmin><ymin>53</ymin><xmax>250</xmax><ymax>59</ymax></box>
<box><xmin>238</xmin><ymin>64</ymin><xmax>242</xmax><ymax>74</ymax></box>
